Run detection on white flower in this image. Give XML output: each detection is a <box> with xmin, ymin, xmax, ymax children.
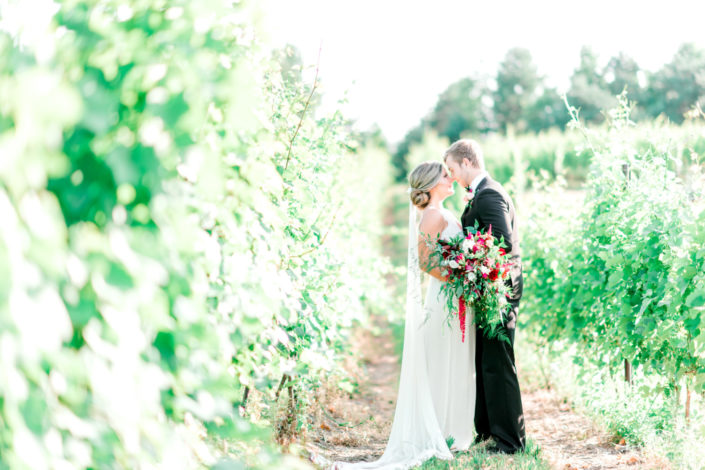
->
<box><xmin>461</xmin><ymin>238</ymin><xmax>475</xmax><ymax>253</ymax></box>
<box><xmin>479</xmin><ymin>265</ymin><xmax>491</xmax><ymax>275</ymax></box>
<box><xmin>467</xmin><ymin>272</ymin><xmax>477</xmax><ymax>283</ymax></box>
<box><xmin>449</xmin><ymin>260</ymin><xmax>460</xmax><ymax>269</ymax></box>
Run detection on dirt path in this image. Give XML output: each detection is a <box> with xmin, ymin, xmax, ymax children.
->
<box><xmin>307</xmin><ymin>324</ymin><xmax>398</xmax><ymax>466</ymax></box>
<box><xmin>307</xmin><ymin>321</ymin><xmax>670</xmax><ymax>469</ymax></box>
<box><xmin>522</xmin><ymin>388</ymin><xmax>669</xmax><ymax>469</ymax></box>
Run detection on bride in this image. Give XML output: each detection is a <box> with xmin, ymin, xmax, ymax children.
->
<box><xmin>334</xmin><ymin>161</ymin><xmax>476</xmax><ymax>470</ymax></box>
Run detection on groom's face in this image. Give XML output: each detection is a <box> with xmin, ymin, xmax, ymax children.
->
<box><xmin>445</xmin><ymin>158</ymin><xmax>466</xmax><ymax>186</ymax></box>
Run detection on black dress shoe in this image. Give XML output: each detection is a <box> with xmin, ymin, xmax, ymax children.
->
<box><xmin>485</xmin><ymin>443</ymin><xmax>524</xmax><ymax>455</ymax></box>
<box><xmin>484</xmin><ymin>443</ymin><xmax>506</xmax><ymax>454</ymax></box>
<box><xmin>472</xmin><ymin>435</ymin><xmax>491</xmax><ymax>446</ymax></box>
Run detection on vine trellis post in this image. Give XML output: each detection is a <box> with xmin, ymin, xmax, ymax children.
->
<box><xmin>622</xmin><ymin>161</ymin><xmax>632</xmax><ymax>386</ymax></box>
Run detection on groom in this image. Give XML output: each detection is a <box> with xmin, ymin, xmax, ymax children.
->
<box><xmin>443</xmin><ymin>139</ymin><xmax>526</xmax><ymax>454</ymax></box>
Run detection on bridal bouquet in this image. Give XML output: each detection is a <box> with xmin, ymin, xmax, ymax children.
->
<box><xmin>430</xmin><ymin>224</ymin><xmax>513</xmax><ymax>343</ymax></box>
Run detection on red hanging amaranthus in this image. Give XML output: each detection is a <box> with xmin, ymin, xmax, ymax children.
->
<box><xmin>457</xmin><ymin>297</ymin><xmax>466</xmax><ymax>342</ymax></box>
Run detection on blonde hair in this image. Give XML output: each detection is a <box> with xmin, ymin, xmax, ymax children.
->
<box><xmin>443</xmin><ymin>139</ymin><xmax>485</xmax><ymax>169</ymax></box>
<box><xmin>408</xmin><ymin>161</ymin><xmax>443</xmax><ymax>209</ymax></box>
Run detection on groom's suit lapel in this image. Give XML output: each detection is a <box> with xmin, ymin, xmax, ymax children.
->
<box><xmin>474</xmin><ymin>176</ymin><xmax>490</xmax><ymax>196</ymax></box>
<box><xmin>461</xmin><ymin>176</ymin><xmax>491</xmax><ymax>232</ymax></box>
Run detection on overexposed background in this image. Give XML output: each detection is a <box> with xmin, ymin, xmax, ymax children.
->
<box><xmin>260</xmin><ymin>0</ymin><xmax>705</xmax><ymax>143</ymax></box>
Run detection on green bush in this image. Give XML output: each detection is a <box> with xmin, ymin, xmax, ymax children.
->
<box><xmin>0</xmin><ymin>1</ymin><xmax>394</xmax><ymax>467</ymax></box>
<box><xmin>522</xmin><ymin>98</ymin><xmax>705</xmax><ymax>400</ymax></box>
<box><xmin>467</xmin><ymin>120</ymin><xmax>705</xmax><ymax>189</ymax></box>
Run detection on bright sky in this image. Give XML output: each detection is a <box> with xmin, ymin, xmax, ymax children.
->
<box><xmin>259</xmin><ymin>0</ymin><xmax>705</xmax><ymax>144</ymax></box>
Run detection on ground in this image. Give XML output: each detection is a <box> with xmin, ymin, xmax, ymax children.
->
<box><xmin>305</xmin><ymin>317</ymin><xmax>671</xmax><ymax>470</ymax></box>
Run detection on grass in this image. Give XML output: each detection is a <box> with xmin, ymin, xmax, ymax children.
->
<box><xmin>416</xmin><ymin>438</ymin><xmax>548</xmax><ymax>469</ymax></box>
<box><xmin>388</xmin><ymin>317</ymin><xmax>405</xmax><ymax>361</ymax></box>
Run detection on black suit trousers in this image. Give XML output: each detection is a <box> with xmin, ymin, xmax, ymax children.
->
<box><xmin>474</xmin><ymin>299</ymin><xmax>526</xmax><ymax>453</ymax></box>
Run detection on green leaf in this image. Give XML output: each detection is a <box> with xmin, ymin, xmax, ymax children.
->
<box><xmin>20</xmin><ymin>388</ymin><xmax>49</xmax><ymax>435</ymax></box>
<box><xmin>106</xmin><ymin>262</ymin><xmax>134</xmax><ymax>289</ymax></box>
<box><xmin>686</xmin><ymin>289</ymin><xmax>705</xmax><ymax>308</ymax></box>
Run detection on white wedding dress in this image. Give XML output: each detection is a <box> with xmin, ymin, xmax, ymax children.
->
<box><xmin>422</xmin><ymin>205</ymin><xmax>476</xmax><ymax>452</ymax></box>
<box><xmin>333</xmin><ymin>203</ymin><xmax>476</xmax><ymax>470</ymax></box>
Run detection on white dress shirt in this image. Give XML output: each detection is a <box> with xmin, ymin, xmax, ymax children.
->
<box><xmin>469</xmin><ymin>171</ymin><xmax>488</xmax><ymax>192</ymax></box>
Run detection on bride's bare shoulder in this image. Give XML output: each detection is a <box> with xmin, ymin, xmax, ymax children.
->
<box><xmin>419</xmin><ymin>207</ymin><xmax>448</xmax><ymax>235</ymax></box>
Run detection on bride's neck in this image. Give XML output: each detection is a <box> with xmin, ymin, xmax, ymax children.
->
<box><xmin>427</xmin><ymin>195</ymin><xmax>444</xmax><ymax>209</ymax></box>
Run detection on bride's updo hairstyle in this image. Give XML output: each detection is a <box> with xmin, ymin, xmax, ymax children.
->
<box><xmin>408</xmin><ymin>161</ymin><xmax>443</xmax><ymax>209</ymax></box>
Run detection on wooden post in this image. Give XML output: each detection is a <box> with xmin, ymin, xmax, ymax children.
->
<box><xmin>242</xmin><ymin>386</ymin><xmax>250</xmax><ymax>408</ymax></box>
<box><xmin>685</xmin><ymin>382</ymin><xmax>691</xmax><ymax>423</ymax></box>
<box><xmin>622</xmin><ymin>162</ymin><xmax>632</xmax><ymax>386</ymax></box>
<box><xmin>621</xmin><ymin>163</ymin><xmax>631</xmax><ymax>184</ymax></box>
<box><xmin>624</xmin><ymin>359</ymin><xmax>632</xmax><ymax>384</ymax></box>
<box><xmin>275</xmin><ymin>373</ymin><xmax>290</xmax><ymax>401</ymax></box>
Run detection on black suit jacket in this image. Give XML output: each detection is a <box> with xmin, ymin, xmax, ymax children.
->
<box><xmin>461</xmin><ymin>176</ymin><xmax>523</xmax><ymax>301</ymax></box>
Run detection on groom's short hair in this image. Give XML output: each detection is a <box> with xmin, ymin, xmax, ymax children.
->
<box><xmin>444</xmin><ymin>139</ymin><xmax>485</xmax><ymax>169</ymax></box>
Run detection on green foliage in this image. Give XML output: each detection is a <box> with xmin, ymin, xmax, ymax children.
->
<box><xmin>480</xmin><ymin>116</ymin><xmax>705</xmax><ymax>189</ymax></box>
<box><xmin>604</xmin><ymin>52</ymin><xmax>645</xmax><ymax>116</ymax></box>
<box><xmin>393</xmin><ymin>122</ymin><xmax>425</xmax><ymax>182</ymax></box>
<box><xmin>567</xmin><ymin>46</ymin><xmax>618</xmax><ymax>124</ymax></box>
<box><xmin>392</xmin><ymin>43</ymin><xmax>705</xmax><ymax>177</ymax></box>
<box><xmin>493</xmin><ymin>47</ymin><xmax>541</xmax><ymax>134</ymax></box>
<box><xmin>0</xmin><ymin>1</ymin><xmax>394</xmax><ymax>468</ymax></box>
<box><xmin>429</xmin><ymin>77</ymin><xmax>491</xmax><ymax>141</ymax></box>
<box><xmin>522</xmin><ymin>96</ymin><xmax>705</xmax><ymax>401</ymax></box>
<box><xmin>524</xmin><ymin>87</ymin><xmax>571</xmax><ymax>134</ymax></box>
<box><xmin>646</xmin><ymin>43</ymin><xmax>705</xmax><ymax>123</ymax></box>
<box><xmin>0</xmin><ymin>0</ymin><xmax>280</xmax><ymax>467</ymax></box>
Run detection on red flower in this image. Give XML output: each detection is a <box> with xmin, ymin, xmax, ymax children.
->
<box><xmin>457</xmin><ymin>297</ymin><xmax>467</xmax><ymax>342</ymax></box>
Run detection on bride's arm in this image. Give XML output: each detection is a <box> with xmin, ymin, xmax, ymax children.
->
<box><xmin>417</xmin><ymin>210</ymin><xmax>449</xmax><ymax>282</ymax></box>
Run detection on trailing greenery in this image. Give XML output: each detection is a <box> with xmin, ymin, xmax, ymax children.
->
<box><xmin>0</xmin><ymin>1</ymin><xmax>394</xmax><ymax>468</ymax></box>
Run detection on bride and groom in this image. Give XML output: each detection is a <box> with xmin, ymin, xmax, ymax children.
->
<box><xmin>334</xmin><ymin>139</ymin><xmax>525</xmax><ymax>470</ymax></box>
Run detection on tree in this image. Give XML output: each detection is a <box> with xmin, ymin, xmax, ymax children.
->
<box><xmin>567</xmin><ymin>47</ymin><xmax>617</xmax><ymax>124</ymax></box>
<box><xmin>393</xmin><ymin>121</ymin><xmax>427</xmax><ymax>182</ymax></box>
<box><xmin>604</xmin><ymin>52</ymin><xmax>642</xmax><ymax>96</ymax></box>
<box><xmin>428</xmin><ymin>77</ymin><xmax>490</xmax><ymax>141</ymax></box>
<box><xmin>493</xmin><ymin>48</ymin><xmax>541</xmax><ymax>133</ymax></box>
<box><xmin>391</xmin><ymin>77</ymin><xmax>492</xmax><ymax>181</ymax></box>
<box><xmin>603</xmin><ymin>52</ymin><xmax>645</xmax><ymax>118</ymax></box>
<box><xmin>646</xmin><ymin>43</ymin><xmax>705</xmax><ymax>123</ymax></box>
<box><xmin>358</xmin><ymin>123</ymin><xmax>389</xmax><ymax>150</ymax></box>
<box><xmin>524</xmin><ymin>87</ymin><xmax>571</xmax><ymax>133</ymax></box>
